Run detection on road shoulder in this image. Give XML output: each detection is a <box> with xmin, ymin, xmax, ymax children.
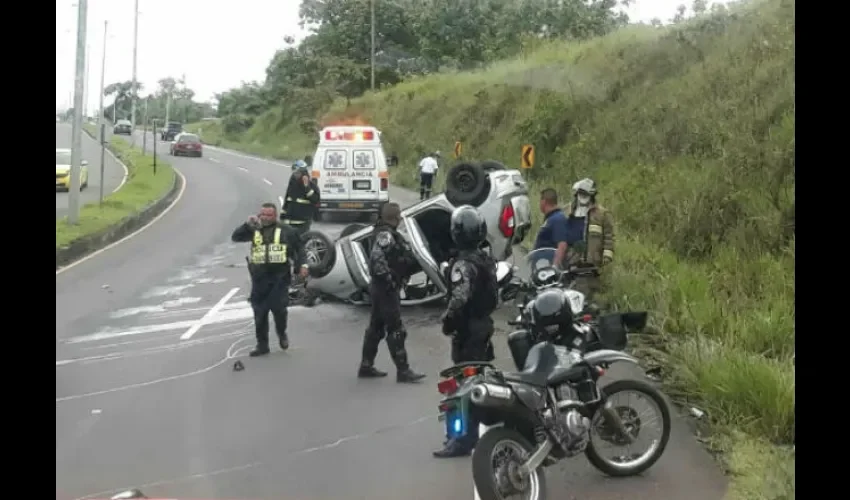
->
<box><xmin>56</xmin><ymin>134</ymin><xmax>181</xmax><ymax>272</ymax></box>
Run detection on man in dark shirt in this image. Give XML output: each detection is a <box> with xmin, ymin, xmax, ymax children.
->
<box><xmin>232</xmin><ymin>202</ymin><xmax>309</xmax><ymax>357</ymax></box>
<box><xmin>533</xmin><ymin>188</ymin><xmax>569</xmax><ymax>267</ymax></box>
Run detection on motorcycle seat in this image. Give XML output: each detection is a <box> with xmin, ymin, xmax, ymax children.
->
<box><xmin>502</xmin><ymin>364</ymin><xmax>586</xmax><ymax>388</ymax></box>
<box><xmin>502</xmin><ymin>369</ymin><xmax>549</xmax><ymax>387</ymax></box>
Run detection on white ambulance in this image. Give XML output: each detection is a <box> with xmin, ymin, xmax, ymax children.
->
<box><xmin>309</xmin><ymin>125</ymin><xmax>391</xmax><ymax>221</ymax></box>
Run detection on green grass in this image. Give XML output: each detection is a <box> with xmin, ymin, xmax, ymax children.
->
<box><xmin>187</xmin><ymin>1</ymin><xmax>795</xmax><ymax>496</ymax></box>
<box><xmin>57</xmin><ymin>128</ymin><xmax>176</xmax><ymax>249</ymax></box>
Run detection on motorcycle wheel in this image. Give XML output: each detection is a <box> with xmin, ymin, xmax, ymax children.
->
<box><xmin>584</xmin><ymin>378</ymin><xmax>672</xmax><ymax>477</ymax></box>
<box><xmin>471</xmin><ymin>427</ymin><xmax>547</xmax><ymax>500</ymax></box>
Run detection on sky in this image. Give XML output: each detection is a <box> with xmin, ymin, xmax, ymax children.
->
<box><xmin>55</xmin><ymin>0</ymin><xmax>727</xmax><ymax>113</ymax></box>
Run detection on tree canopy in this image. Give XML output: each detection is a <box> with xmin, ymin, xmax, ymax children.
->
<box><xmin>212</xmin><ymin>0</ymin><xmax>630</xmax><ymax>135</ymax></box>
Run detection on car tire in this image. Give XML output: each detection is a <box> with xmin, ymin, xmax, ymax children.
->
<box><xmin>340</xmin><ymin>223</ymin><xmax>367</xmax><ymax>239</ymax></box>
<box><xmin>302</xmin><ymin>230</ymin><xmax>336</xmax><ymax>279</ymax></box>
<box><xmin>445</xmin><ymin>162</ymin><xmax>490</xmax><ymax>207</ymax></box>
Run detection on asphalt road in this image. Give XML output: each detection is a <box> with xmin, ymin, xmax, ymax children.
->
<box><xmin>56</xmin><ymin>123</ymin><xmax>127</xmax><ymax>219</ymax></box>
<box><xmin>56</xmin><ymin>129</ymin><xmax>727</xmax><ymax>500</ymax></box>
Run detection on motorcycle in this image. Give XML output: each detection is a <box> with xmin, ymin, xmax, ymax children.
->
<box><xmin>436</xmin><ymin>248</ymin><xmax>671</xmax><ymax>500</ymax></box>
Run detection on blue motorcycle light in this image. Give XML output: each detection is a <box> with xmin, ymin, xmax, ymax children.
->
<box><xmin>452</xmin><ymin>417</ymin><xmax>463</xmax><ymax>434</ymax></box>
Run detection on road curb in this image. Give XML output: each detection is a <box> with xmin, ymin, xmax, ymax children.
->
<box><xmin>55</xmin><ymin>149</ymin><xmax>183</xmax><ymax>271</ymax></box>
<box><xmin>82</xmin><ymin>125</ymin><xmax>130</xmax><ymax>193</ymax></box>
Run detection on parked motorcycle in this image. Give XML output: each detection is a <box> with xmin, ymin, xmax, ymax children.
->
<box><xmin>436</xmin><ymin>248</ymin><xmax>671</xmax><ymax>500</ymax></box>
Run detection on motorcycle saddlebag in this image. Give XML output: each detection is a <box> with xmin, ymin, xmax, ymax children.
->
<box><xmin>507</xmin><ymin>330</ymin><xmax>533</xmax><ymax>370</ymax></box>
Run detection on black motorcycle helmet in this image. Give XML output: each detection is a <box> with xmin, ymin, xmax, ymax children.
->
<box><xmin>450</xmin><ymin>205</ymin><xmax>487</xmax><ymax>250</ymax></box>
<box><xmin>531</xmin><ymin>288</ymin><xmax>572</xmax><ymax>328</ymax></box>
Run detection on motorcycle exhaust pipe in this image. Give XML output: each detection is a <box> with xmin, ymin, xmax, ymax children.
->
<box><xmin>470</xmin><ymin>383</ymin><xmax>516</xmax><ymax>408</ymax></box>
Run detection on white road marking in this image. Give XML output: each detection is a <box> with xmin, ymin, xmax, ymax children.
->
<box><xmin>56</xmin><ymin>168</ymin><xmax>188</xmax><ymax>275</ymax></box>
<box><xmin>209</xmin><ymin>157</ymin><xmax>220</xmax><ymax>163</ymax></box>
<box><xmin>263</xmin><ymin>178</ymin><xmax>273</xmax><ymax>186</ymax></box>
<box><xmin>180</xmin><ymin>287</ymin><xmax>241</xmax><ymax>340</ymax></box>
<box><xmin>79</xmin><ymin>123</ymin><xmax>130</xmax><ymax>193</ymax></box>
<box><xmin>204</xmin><ymin>145</ymin><xmax>290</xmax><ymax>167</ymax></box>
<box><xmin>238</xmin><ymin>166</ymin><xmax>249</xmax><ymax>172</ymax></box>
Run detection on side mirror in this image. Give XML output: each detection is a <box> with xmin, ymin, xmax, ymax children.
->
<box><xmin>80</xmin><ymin>160</ymin><xmax>89</xmax><ymax>167</ymax></box>
<box><xmin>440</xmin><ymin>261</ymin><xmax>449</xmax><ymax>274</ymax></box>
<box><xmin>496</xmin><ymin>261</ymin><xmax>513</xmax><ymax>285</ymax></box>
<box><xmin>304</xmin><ymin>155</ymin><xmax>313</xmax><ymax>167</ymax></box>
<box><xmin>388</xmin><ymin>155</ymin><xmax>399</xmax><ymax>167</ymax></box>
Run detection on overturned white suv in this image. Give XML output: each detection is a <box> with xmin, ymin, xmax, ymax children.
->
<box><xmin>301</xmin><ymin>161</ymin><xmax>533</xmax><ymax>306</ymax></box>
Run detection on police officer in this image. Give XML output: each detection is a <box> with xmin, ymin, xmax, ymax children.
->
<box><xmin>564</xmin><ymin>178</ymin><xmax>615</xmax><ymax>302</ymax></box>
<box><xmin>358</xmin><ymin>202</ymin><xmax>426</xmax><ymax>383</ymax></box>
<box><xmin>433</xmin><ymin>205</ymin><xmax>500</xmax><ymax>458</ymax></box>
<box><xmin>231</xmin><ymin>202</ymin><xmax>309</xmax><ymax>357</ymax></box>
<box><xmin>281</xmin><ymin>166</ymin><xmax>320</xmax><ymax>235</ymax></box>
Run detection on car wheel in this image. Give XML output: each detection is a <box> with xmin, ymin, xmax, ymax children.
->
<box><xmin>340</xmin><ymin>223</ymin><xmax>367</xmax><ymax>239</ymax></box>
<box><xmin>302</xmin><ymin>230</ymin><xmax>336</xmax><ymax>278</ymax></box>
<box><xmin>445</xmin><ymin>162</ymin><xmax>490</xmax><ymax>207</ymax></box>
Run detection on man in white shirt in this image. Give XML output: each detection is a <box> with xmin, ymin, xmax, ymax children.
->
<box><xmin>418</xmin><ymin>151</ymin><xmax>440</xmax><ymax>200</ymax></box>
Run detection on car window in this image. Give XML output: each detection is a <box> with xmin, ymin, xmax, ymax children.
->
<box><xmin>178</xmin><ymin>134</ymin><xmax>199</xmax><ymax>143</ymax></box>
<box><xmin>56</xmin><ymin>151</ymin><xmax>71</xmax><ymax>165</ymax></box>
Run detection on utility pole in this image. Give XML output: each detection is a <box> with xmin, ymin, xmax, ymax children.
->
<box><xmin>142</xmin><ymin>98</ymin><xmax>149</xmax><ymax>154</ymax></box>
<box><xmin>68</xmin><ymin>0</ymin><xmax>88</xmax><ymax>225</ymax></box>
<box><xmin>370</xmin><ymin>0</ymin><xmax>376</xmax><ymax>91</ymax></box>
<box><xmin>84</xmin><ymin>43</ymin><xmax>91</xmax><ymax>119</ymax></box>
<box><xmin>164</xmin><ymin>83</ymin><xmax>171</xmax><ymax>131</ymax></box>
<box><xmin>130</xmin><ymin>0</ymin><xmax>139</xmax><ymax>142</ymax></box>
<box><xmin>182</xmin><ymin>73</ymin><xmax>188</xmax><ymax>122</ymax></box>
<box><xmin>98</xmin><ymin>20</ymin><xmax>108</xmax><ymax>205</ymax></box>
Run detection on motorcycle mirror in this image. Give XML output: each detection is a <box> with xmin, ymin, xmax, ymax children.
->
<box><xmin>111</xmin><ymin>490</ymin><xmax>147</xmax><ymax>499</ymax></box>
<box><xmin>440</xmin><ymin>261</ymin><xmax>449</xmax><ymax>273</ymax></box>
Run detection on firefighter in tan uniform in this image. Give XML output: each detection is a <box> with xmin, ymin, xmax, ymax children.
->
<box><xmin>563</xmin><ymin>178</ymin><xmax>615</xmax><ymax>301</ymax></box>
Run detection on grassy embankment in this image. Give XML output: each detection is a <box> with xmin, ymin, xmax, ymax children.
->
<box><xmin>188</xmin><ymin>1</ymin><xmax>794</xmax><ymax>497</ymax></box>
<box><xmin>56</xmin><ymin>126</ymin><xmax>175</xmax><ymax>249</ymax></box>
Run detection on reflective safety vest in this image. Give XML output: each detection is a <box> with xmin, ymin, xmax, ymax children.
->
<box><xmin>281</xmin><ymin>192</ymin><xmax>315</xmax><ymax>225</ymax></box>
<box><xmin>250</xmin><ymin>228</ymin><xmax>287</xmax><ymax>264</ymax></box>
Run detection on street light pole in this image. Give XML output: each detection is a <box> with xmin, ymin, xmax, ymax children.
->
<box><xmin>68</xmin><ymin>0</ymin><xmax>88</xmax><ymax>225</ymax></box>
<box><xmin>98</xmin><ymin>20</ymin><xmax>108</xmax><ymax>205</ymax></box>
<box><xmin>130</xmin><ymin>0</ymin><xmax>139</xmax><ymax>141</ymax></box>
<box><xmin>370</xmin><ymin>0</ymin><xmax>376</xmax><ymax>91</ymax></box>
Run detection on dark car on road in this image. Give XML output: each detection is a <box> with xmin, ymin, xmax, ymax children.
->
<box><xmin>169</xmin><ymin>133</ymin><xmax>203</xmax><ymax>157</ymax></box>
<box><xmin>160</xmin><ymin>121</ymin><xmax>183</xmax><ymax>141</ymax></box>
<box><xmin>113</xmin><ymin>119</ymin><xmax>132</xmax><ymax>135</ymax></box>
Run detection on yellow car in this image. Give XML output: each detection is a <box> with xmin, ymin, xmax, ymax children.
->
<box><xmin>56</xmin><ymin>148</ymin><xmax>89</xmax><ymax>191</ymax></box>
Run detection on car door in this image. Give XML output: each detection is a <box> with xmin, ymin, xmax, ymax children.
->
<box><xmin>339</xmin><ymin>237</ymin><xmax>371</xmax><ymax>290</ymax></box>
<box><xmin>318</xmin><ymin>147</ymin><xmax>350</xmax><ymax>201</ymax></box>
<box><xmin>348</xmin><ymin>148</ymin><xmax>379</xmax><ymax>201</ymax></box>
<box><xmin>399</xmin><ymin>215</ymin><xmax>447</xmax><ymax>296</ymax></box>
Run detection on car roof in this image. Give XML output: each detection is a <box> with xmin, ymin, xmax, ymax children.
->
<box><xmin>116</xmin><ymin>119</ymin><xmax>131</xmax><ymax>124</ymax></box>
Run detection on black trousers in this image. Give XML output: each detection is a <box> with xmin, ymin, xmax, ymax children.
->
<box><xmin>449</xmin><ymin>316</ymin><xmax>495</xmax><ymax>448</ymax></box>
<box><xmin>361</xmin><ymin>281</ymin><xmax>409</xmax><ymax>371</ymax></box>
<box><xmin>420</xmin><ymin>173</ymin><xmax>434</xmax><ymax>200</ymax></box>
<box><xmin>251</xmin><ymin>278</ymin><xmax>290</xmax><ymax>348</ymax></box>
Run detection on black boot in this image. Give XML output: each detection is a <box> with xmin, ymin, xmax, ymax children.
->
<box><xmin>397</xmin><ymin>368</ymin><xmax>426</xmax><ymax>383</ymax></box>
<box><xmin>249</xmin><ymin>346</ymin><xmax>270</xmax><ymax>357</ymax></box>
<box><xmin>279</xmin><ymin>334</ymin><xmax>289</xmax><ymax>351</ymax></box>
<box><xmin>432</xmin><ymin>438</ymin><xmax>473</xmax><ymax>458</ymax></box>
<box><xmin>358</xmin><ymin>364</ymin><xmax>388</xmax><ymax>378</ymax></box>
